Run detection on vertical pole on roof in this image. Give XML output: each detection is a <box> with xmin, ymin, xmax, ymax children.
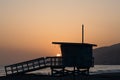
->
<box><xmin>82</xmin><ymin>24</ymin><xmax>84</xmax><ymax>43</ymax></box>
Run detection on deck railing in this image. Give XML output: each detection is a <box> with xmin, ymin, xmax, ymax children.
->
<box><xmin>5</xmin><ymin>57</ymin><xmax>62</xmax><ymax>75</ymax></box>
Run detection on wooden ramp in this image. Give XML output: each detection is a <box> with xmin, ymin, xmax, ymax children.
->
<box><xmin>4</xmin><ymin>57</ymin><xmax>62</xmax><ymax>75</ymax></box>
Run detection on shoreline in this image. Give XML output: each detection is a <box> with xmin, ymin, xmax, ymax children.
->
<box><xmin>0</xmin><ymin>72</ymin><xmax>120</xmax><ymax>80</ymax></box>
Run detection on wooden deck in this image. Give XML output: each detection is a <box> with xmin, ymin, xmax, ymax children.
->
<box><xmin>4</xmin><ymin>57</ymin><xmax>62</xmax><ymax>75</ymax></box>
<box><xmin>5</xmin><ymin>56</ymin><xmax>91</xmax><ymax>76</ymax></box>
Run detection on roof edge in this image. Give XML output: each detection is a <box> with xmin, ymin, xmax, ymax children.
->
<box><xmin>52</xmin><ymin>42</ymin><xmax>97</xmax><ymax>46</ymax></box>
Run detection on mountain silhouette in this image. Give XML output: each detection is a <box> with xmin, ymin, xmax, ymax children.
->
<box><xmin>94</xmin><ymin>43</ymin><xmax>120</xmax><ymax>65</ymax></box>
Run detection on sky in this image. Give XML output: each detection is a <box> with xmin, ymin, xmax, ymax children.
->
<box><xmin>0</xmin><ymin>0</ymin><xmax>120</xmax><ymax>65</ymax></box>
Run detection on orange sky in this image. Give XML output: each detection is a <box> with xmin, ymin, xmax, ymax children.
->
<box><xmin>0</xmin><ymin>0</ymin><xmax>120</xmax><ymax>65</ymax></box>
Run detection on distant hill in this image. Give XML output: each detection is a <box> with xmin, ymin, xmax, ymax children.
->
<box><xmin>94</xmin><ymin>43</ymin><xmax>120</xmax><ymax>65</ymax></box>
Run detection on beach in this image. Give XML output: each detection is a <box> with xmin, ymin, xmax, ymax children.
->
<box><xmin>0</xmin><ymin>72</ymin><xmax>120</xmax><ymax>80</ymax></box>
<box><xmin>1</xmin><ymin>65</ymin><xmax>120</xmax><ymax>80</ymax></box>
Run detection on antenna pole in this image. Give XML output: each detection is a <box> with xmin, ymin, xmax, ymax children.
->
<box><xmin>82</xmin><ymin>24</ymin><xmax>84</xmax><ymax>43</ymax></box>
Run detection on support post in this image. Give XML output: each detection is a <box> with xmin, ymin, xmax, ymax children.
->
<box><xmin>62</xmin><ymin>67</ymin><xmax>65</xmax><ymax>76</ymax></box>
<box><xmin>51</xmin><ymin>67</ymin><xmax>53</xmax><ymax>76</ymax></box>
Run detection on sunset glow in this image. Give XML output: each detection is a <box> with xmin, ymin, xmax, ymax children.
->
<box><xmin>0</xmin><ymin>0</ymin><xmax>120</xmax><ymax>65</ymax></box>
<box><xmin>56</xmin><ymin>53</ymin><xmax>61</xmax><ymax>57</ymax></box>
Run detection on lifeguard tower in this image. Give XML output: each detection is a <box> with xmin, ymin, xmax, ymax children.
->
<box><xmin>52</xmin><ymin>24</ymin><xmax>97</xmax><ymax>75</ymax></box>
<box><xmin>52</xmin><ymin>42</ymin><xmax>96</xmax><ymax>75</ymax></box>
<box><xmin>4</xmin><ymin>24</ymin><xmax>97</xmax><ymax>76</ymax></box>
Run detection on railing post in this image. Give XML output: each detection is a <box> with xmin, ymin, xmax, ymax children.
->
<box><xmin>4</xmin><ymin>66</ymin><xmax>8</xmax><ymax>76</ymax></box>
<box><xmin>38</xmin><ymin>59</ymin><xmax>41</xmax><ymax>67</ymax></box>
<box><xmin>22</xmin><ymin>64</ymin><xmax>24</xmax><ymax>71</ymax></box>
<box><xmin>32</xmin><ymin>61</ymin><xmax>35</xmax><ymax>69</ymax></box>
<box><xmin>43</xmin><ymin>58</ymin><xmax>46</xmax><ymax>66</ymax></box>
<box><xmin>11</xmin><ymin>66</ymin><xmax>13</xmax><ymax>74</ymax></box>
<box><xmin>54</xmin><ymin>57</ymin><xmax>56</xmax><ymax>66</ymax></box>
<box><xmin>16</xmin><ymin>65</ymin><xmax>18</xmax><ymax>73</ymax></box>
<box><xmin>26</xmin><ymin>62</ymin><xmax>29</xmax><ymax>70</ymax></box>
<box><xmin>50</xmin><ymin>58</ymin><xmax>52</xmax><ymax>66</ymax></box>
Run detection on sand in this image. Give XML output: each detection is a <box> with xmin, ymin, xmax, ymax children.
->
<box><xmin>0</xmin><ymin>72</ymin><xmax>120</xmax><ymax>80</ymax></box>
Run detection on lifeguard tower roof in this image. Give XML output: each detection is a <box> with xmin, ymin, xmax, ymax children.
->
<box><xmin>52</xmin><ymin>42</ymin><xmax>97</xmax><ymax>46</ymax></box>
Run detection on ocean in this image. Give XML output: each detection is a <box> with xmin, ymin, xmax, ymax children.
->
<box><xmin>1</xmin><ymin>65</ymin><xmax>120</xmax><ymax>76</ymax></box>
